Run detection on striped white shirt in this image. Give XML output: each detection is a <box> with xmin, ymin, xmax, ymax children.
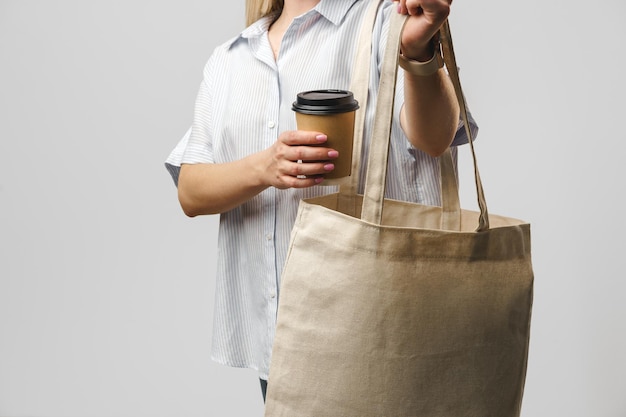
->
<box><xmin>165</xmin><ymin>0</ymin><xmax>477</xmax><ymax>380</ymax></box>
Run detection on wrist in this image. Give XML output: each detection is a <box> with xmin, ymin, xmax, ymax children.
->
<box><xmin>400</xmin><ymin>39</ymin><xmax>435</xmax><ymax>62</ymax></box>
<box><xmin>399</xmin><ymin>37</ymin><xmax>443</xmax><ymax>77</ymax></box>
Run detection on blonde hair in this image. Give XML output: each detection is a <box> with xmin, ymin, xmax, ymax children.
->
<box><xmin>246</xmin><ymin>0</ymin><xmax>284</xmax><ymax>26</ymax></box>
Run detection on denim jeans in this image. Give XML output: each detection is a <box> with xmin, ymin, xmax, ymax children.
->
<box><xmin>260</xmin><ymin>378</ymin><xmax>268</xmax><ymax>403</ymax></box>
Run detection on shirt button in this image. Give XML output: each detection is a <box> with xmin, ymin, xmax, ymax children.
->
<box><xmin>266</xmin><ymin>234</ymin><xmax>272</xmax><ymax>241</ymax></box>
<box><xmin>270</xmin><ymin>292</ymin><xmax>277</xmax><ymax>299</ymax></box>
<box><xmin>267</xmin><ymin>121</ymin><xmax>276</xmax><ymax>129</ymax></box>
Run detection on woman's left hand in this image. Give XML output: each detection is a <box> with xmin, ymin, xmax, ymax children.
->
<box><xmin>396</xmin><ymin>0</ymin><xmax>452</xmax><ymax>61</ymax></box>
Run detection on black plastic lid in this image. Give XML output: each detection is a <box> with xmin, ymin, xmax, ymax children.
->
<box><xmin>292</xmin><ymin>90</ymin><xmax>359</xmax><ymax>115</ymax></box>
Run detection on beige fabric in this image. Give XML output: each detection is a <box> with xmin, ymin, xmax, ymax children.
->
<box><xmin>398</xmin><ymin>48</ymin><xmax>444</xmax><ymax>77</ymax></box>
<box><xmin>265</xmin><ymin>6</ymin><xmax>533</xmax><ymax>417</ymax></box>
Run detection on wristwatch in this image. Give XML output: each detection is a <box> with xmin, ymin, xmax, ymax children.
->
<box><xmin>398</xmin><ymin>39</ymin><xmax>444</xmax><ymax>76</ymax></box>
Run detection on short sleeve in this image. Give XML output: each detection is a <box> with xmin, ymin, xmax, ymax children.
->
<box><xmin>165</xmin><ymin>127</ymin><xmax>191</xmax><ymax>186</ymax></box>
<box><xmin>164</xmin><ymin>56</ymin><xmax>216</xmax><ymax>187</ymax></box>
<box><xmin>182</xmin><ymin>77</ymin><xmax>215</xmax><ymax>165</ymax></box>
<box><xmin>451</xmin><ymin>110</ymin><xmax>479</xmax><ymax>147</ymax></box>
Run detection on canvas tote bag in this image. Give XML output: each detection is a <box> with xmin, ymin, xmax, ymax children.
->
<box><xmin>264</xmin><ymin>5</ymin><xmax>533</xmax><ymax>417</ymax></box>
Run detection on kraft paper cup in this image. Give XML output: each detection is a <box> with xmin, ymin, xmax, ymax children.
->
<box><xmin>292</xmin><ymin>90</ymin><xmax>359</xmax><ymax>185</ymax></box>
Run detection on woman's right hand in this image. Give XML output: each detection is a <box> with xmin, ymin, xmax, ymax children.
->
<box><xmin>260</xmin><ymin>130</ymin><xmax>339</xmax><ymax>189</ymax></box>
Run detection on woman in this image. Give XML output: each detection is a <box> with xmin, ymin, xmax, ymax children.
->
<box><xmin>166</xmin><ymin>0</ymin><xmax>474</xmax><ymax>401</ymax></box>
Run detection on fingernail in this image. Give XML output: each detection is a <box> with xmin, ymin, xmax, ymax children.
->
<box><xmin>314</xmin><ymin>177</ymin><xmax>324</xmax><ymax>184</ymax></box>
<box><xmin>323</xmin><ymin>163</ymin><xmax>335</xmax><ymax>171</ymax></box>
<box><xmin>328</xmin><ymin>151</ymin><xmax>339</xmax><ymax>158</ymax></box>
<box><xmin>315</xmin><ymin>135</ymin><xmax>327</xmax><ymax>142</ymax></box>
<box><xmin>397</xmin><ymin>3</ymin><xmax>401</xmax><ymax>13</ymax></box>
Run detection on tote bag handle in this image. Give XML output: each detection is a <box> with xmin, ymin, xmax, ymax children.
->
<box><xmin>360</xmin><ymin>12</ymin><xmax>490</xmax><ymax>232</ymax></box>
<box><xmin>337</xmin><ymin>0</ymin><xmax>382</xmax><ymax>215</ymax></box>
<box><xmin>440</xmin><ymin>20</ymin><xmax>490</xmax><ymax>231</ymax></box>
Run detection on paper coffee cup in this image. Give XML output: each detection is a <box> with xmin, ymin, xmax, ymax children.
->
<box><xmin>292</xmin><ymin>90</ymin><xmax>359</xmax><ymax>184</ymax></box>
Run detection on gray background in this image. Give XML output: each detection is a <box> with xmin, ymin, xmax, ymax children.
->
<box><xmin>1</xmin><ymin>1</ymin><xmax>625</xmax><ymax>416</ymax></box>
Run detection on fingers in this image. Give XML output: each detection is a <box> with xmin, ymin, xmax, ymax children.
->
<box><xmin>278</xmin><ymin>130</ymin><xmax>320</xmax><ymax>146</ymax></box>
<box><xmin>396</xmin><ymin>0</ymin><xmax>420</xmax><ymax>16</ymax></box>
<box><xmin>277</xmin><ymin>130</ymin><xmax>338</xmax><ymax>162</ymax></box>
<box><xmin>272</xmin><ymin>159</ymin><xmax>335</xmax><ymax>189</ymax></box>
<box><xmin>270</xmin><ymin>130</ymin><xmax>339</xmax><ymax>189</ymax></box>
<box><xmin>396</xmin><ymin>0</ymin><xmax>451</xmax><ymax>60</ymax></box>
<box><xmin>279</xmin><ymin>130</ymin><xmax>328</xmax><ymax>146</ymax></box>
<box><xmin>396</xmin><ymin>0</ymin><xmax>451</xmax><ymax>20</ymax></box>
<box><xmin>276</xmin><ymin>175</ymin><xmax>325</xmax><ymax>189</ymax></box>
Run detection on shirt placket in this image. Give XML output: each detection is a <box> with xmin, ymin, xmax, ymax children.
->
<box><xmin>261</xmin><ymin>39</ymin><xmax>281</xmax><ymax>373</ymax></box>
<box><xmin>261</xmin><ymin>13</ymin><xmax>309</xmax><ymax>373</ymax></box>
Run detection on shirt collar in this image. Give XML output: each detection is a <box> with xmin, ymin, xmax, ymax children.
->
<box><xmin>314</xmin><ymin>0</ymin><xmax>363</xmax><ymax>25</ymax></box>
<box><xmin>230</xmin><ymin>0</ymin><xmax>362</xmax><ymax>47</ymax></box>
<box><xmin>240</xmin><ymin>13</ymin><xmax>276</xmax><ymax>40</ymax></box>
<box><xmin>315</xmin><ymin>0</ymin><xmax>361</xmax><ymax>26</ymax></box>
